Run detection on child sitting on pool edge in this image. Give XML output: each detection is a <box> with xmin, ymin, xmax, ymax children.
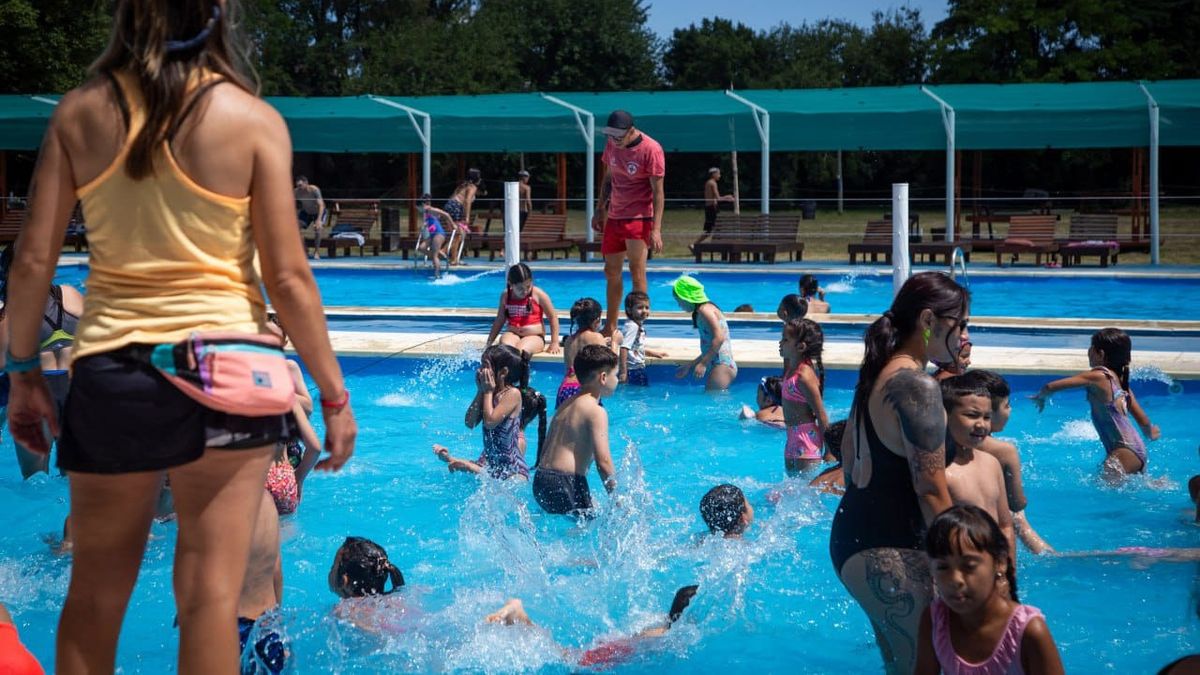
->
<box><xmin>485</xmin><ymin>262</ymin><xmax>561</xmax><ymax>356</ymax></box>
<box><xmin>434</xmin><ymin>345</ymin><xmax>546</xmax><ymax>481</ymax></box>
<box><xmin>619</xmin><ymin>291</ymin><xmax>667</xmax><ymax>386</ymax></box>
<box><xmin>533</xmin><ymin>345</ymin><xmax>620</xmax><ymax>516</ymax></box>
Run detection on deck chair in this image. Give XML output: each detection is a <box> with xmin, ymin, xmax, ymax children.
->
<box><xmin>994</xmin><ymin>215</ymin><xmax>1059</xmax><ymax>266</ymax></box>
<box><xmin>1059</xmin><ymin>213</ymin><xmax>1120</xmax><ymax>267</ymax></box>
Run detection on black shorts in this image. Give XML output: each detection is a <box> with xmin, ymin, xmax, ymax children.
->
<box><xmin>703</xmin><ymin>205</ymin><xmax>718</xmax><ymax>232</ymax></box>
<box><xmin>532</xmin><ymin>467</ymin><xmax>593</xmax><ymax>515</ymax></box>
<box><xmin>57</xmin><ymin>346</ymin><xmax>297</xmax><ymax>475</ymax></box>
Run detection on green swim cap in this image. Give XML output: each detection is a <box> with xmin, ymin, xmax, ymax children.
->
<box><xmin>672</xmin><ymin>275</ymin><xmax>709</xmax><ymax>305</ymax></box>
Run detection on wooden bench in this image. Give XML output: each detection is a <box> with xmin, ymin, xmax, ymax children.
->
<box><xmin>1058</xmin><ymin>213</ymin><xmax>1120</xmax><ymax>267</ymax></box>
<box><xmin>518</xmin><ymin>213</ymin><xmax>573</xmax><ymax>260</ymax></box>
<box><xmin>0</xmin><ymin>208</ymin><xmax>23</xmax><ymax>244</ymax></box>
<box><xmin>322</xmin><ymin>201</ymin><xmax>381</xmax><ymax>257</ymax></box>
<box><xmin>994</xmin><ymin>215</ymin><xmax>1059</xmax><ymax>266</ymax></box>
<box><xmin>731</xmin><ymin>214</ymin><xmax>805</xmax><ymax>263</ymax></box>
<box><xmin>467</xmin><ymin>208</ymin><xmax>506</xmax><ymax>260</ymax></box>
<box><xmin>847</xmin><ymin>220</ymin><xmax>893</xmax><ymax>264</ymax></box>
<box><xmin>693</xmin><ymin>213</ymin><xmax>743</xmax><ymax>263</ymax></box>
<box><xmin>911</xmin><ymin>240</ymin><xmax>972</xmax><ymax>264</ymax></box>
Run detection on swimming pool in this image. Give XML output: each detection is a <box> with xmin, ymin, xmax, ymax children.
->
<box><xmin>51</xmin><ymin>264</ymin><xmax>1200</xmax><ymax>321</ymax></box>
<box><xmin>2</xmin><ymin>356</ymin><xmax>1196</xmax><ymax>672</ymax></box>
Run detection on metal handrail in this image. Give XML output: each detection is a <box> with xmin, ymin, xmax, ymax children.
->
<box><xmin>949</xmin><ymin>246</ymin><xmax>969</xmax><ymax>287</ymax></box>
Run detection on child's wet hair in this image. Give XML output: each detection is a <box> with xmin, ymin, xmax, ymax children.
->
<box><xmin>758</xmin><ymin>376</ymin><xmax>782</xmax><ymax>406</ymax></box>
<box><xmin>783</xmin><ymin>318</ymin><xmax>826</xmax><ymax>392</ymax></box>
<box><xmin>925</xmin><ymin>505</ymin><xmax>1018</xmax><ymax>602</ymax></box>
<box><xmin>506</xmin><ymin>262</ymin><xmax>533</xmax><ymax>287</ymax></box>
<box><xmin>420</xmin><ymin>192</ymin><xmax>432</xmax><ymax>205</ymax></box>
<box><xmin>574</xmin><ymin>344</ymin><xmax>618</xmax><ymax>383</ymax></box>
<box><xmin>624</xmin><ymin>290</ymin><xmax>650</xmax><ymax>313</ymax></box>
<box><xmin>824</xmin><ymin>419</ymin><xmax>847</xmax><ymax>461</ymax></box>
<box><xmin>699</xmin><ymin>484</ymin><xmax>748</xmax><ymax>535</ymax></box>
<box><xmin>956</xmin><ymin>369</ymin><xmax>1010</xmax><ymax>403</ymax></box>
<box><xmin>483</xmin><ymin>344</ymin><xmax>531</xmax><ymax>390</ymax></box>
<box><xmin>335</xmin><ymin>536</ymin><xmax>405</xmax><ymax>597</ymax></box>
<box><xmin>667</xmin><ymin>585</ymin><xmax>700</xmax><ymax>625</ymax></box>
<box><xmin>798</xmin><ymin>274</ymin><xmax>820</xmax><ymax>298</ymax></box>
<box><xmin>1092</xmin><ymin>327</ymin><xmax>1133</xmax><ymax>391</ymax></box>
<box><xmin>777</xmin><ymin>294</ymin><xmax>808</xmax><ymax>321</ymax></box>
<box><xmin>520</xmin><ymin>386</ymin><xmax>548</xmax><ymax>459</ymax></box>
<box><xmin>570</xmin><ymin>297</ymin><xmax>603</xmax><ymax>333</ymax></box>
<box><xmin>940</xmin><ymin>375</ymin><xmax>992</xmax><ymax>412</ymax></box>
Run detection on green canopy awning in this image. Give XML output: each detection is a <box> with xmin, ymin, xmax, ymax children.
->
<box><xmin>0</xmin><ymin>95</ymin><xmax>58</xmax><ymax>150</ymax></box>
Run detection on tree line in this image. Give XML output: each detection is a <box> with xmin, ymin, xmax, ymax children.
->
<box><xmin>1</xmin><ymin>0</ymin><xmax>1196</xmax><ymax>205</ymax></box>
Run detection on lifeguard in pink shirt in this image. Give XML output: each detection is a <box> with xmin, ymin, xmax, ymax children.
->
<box><xmin>592</xmin><ymin>109</ymin><xmax>665</xmax><ymax>335</ymax></box>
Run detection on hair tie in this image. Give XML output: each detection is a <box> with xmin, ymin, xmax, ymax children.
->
<box><xmin>165</xmin><ymin>5</ymin><xmax>220</xmax><ymax>53</ymax></box>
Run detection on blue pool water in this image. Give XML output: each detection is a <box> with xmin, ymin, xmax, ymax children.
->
<box><xmin>51</xmin><ymin>264</ymin><xmax>1200</xmax><ymax>320</ymax></box>
<box><xmin>1</xmin><ymin>355</ymin><xmax>1196</xmax><ymax>672</ymax></box>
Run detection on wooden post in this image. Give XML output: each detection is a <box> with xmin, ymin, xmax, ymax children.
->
<box><xmin>408</xmin><ymin>154</ymin><xmax>418</xmax><ymax>235</ymax></box>
<box><xmin>971</xmin><ymin>151</ymin><xmax>983</xmax><ymax>239</ymax></box>
<box><xmin>557</xmin><ymin>152</ymin><xmax>567</xmax><ymax>215</ymax></box>
<box><xmin>1131</xmin><ymin>148</ymin><xmax>1145</xmax><ymax>239</ymax></box>
<box><xmin>954</xmin><ymin>150</ymin><xmax>963</xmax><ymax>238</ymax></box>
<box><xmin>730</xmin><ymin>150</ymin><xmax>740</xmax><ymax>214</ymax></box>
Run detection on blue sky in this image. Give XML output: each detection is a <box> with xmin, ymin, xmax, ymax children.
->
<box><xmin>645</xmin><ymin>0</ymin><xmax>950</xmax><ymax>37</ymax></box>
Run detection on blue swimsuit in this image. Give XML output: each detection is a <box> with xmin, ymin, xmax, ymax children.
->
<box><xmin>478</xmin><ymin>391</ymin><xmax>528</xmax><ymax>480</ymax></box>
<box><xmin>697</xmin><ymin>305</ymin><xmax>737</xmax><ymax>374</ymax></box>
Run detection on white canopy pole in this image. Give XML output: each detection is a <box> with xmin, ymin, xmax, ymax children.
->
<box><xmin>1138</xmin><ymin>83</ymin><xmax>1161</xmax><ymax>265</ymax></box>
<box><xmin>503</xmin><ymin>181</ymin><xmax>521</xmax><ymax>267</ymax></box>
<box><xmin>921</xmin><ymin>87</ymin><xmax>957</xmax><ymax>242</ymax></box>
<box><xmin>893</xmin><ymin>183</ymin><xmax>911</xmax><ymax>295</ymax></box>
<box><xmin>368</xmin><ymin>96</ymin><xmax>432</xmax><ymax>196</ymax></box>
<box><xmin>541</xmin><ymin>94</ymin><xmax>596</xmax><ymax>257</ymax></box>
<box><xmin>724</xmin><ymin>90</ymin><xmax>771</xmax><ymax>215</ymax></box>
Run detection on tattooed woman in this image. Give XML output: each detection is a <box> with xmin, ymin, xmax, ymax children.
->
<box><xmin>828</xmin><ymin>272</ymin><xmax>969</xmax><ymax>674</ymax></box>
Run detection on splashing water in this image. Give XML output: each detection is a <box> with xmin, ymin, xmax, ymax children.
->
<box><xmin>1131</xmin><ymin>365</ymin><xmax>1184</xmax><ymax>394</ymax></box>
<box><xmin>824</xmin><ymin>269</ymin><xmax>869</xmax><ymax>295</ymax></box>
<box><xmin>431</xmin><ymin>268</ymin><xmax>504</xmax><ymax>287</ymax></box>
<box><xmin>1046</xmin><ymin>419</ymin><xmax>1100</xmax><ymax>443</ymax></box>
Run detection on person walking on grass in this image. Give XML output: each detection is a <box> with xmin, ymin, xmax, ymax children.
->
<box><xmin>592</xmin><ymin>110</ymin><xmax>664</xmax><ymax>335</ymax></box>
<box><xmin>691</xmin><ymin>167</ymin><xmax>734</xmax><ymax>251</ymax></box>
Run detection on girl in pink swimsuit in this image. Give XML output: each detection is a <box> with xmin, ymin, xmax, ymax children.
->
<box><xmin>915</xmin><ymin>505</ymin><xmax>1064</xmax><ymax>675</ymax></box>
<box><xmin>777</xmin><ymin>318</ymin><xmax>831</xmax><ymax>475</ymax></box>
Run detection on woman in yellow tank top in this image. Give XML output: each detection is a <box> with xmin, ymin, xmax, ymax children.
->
<box><xmin>4</xmin><ymin>1</ymin><xmax>357</xmax><ymax>672</ymax></box>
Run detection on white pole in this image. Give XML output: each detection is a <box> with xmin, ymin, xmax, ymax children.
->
<box><xmin>585</xmin><ymin>114</ymin><xmax>595</xmax><ymax>251</ymax></box>
<box><xmin>1139</xmin><ymin>84</ymin><xmax>1161</xmax><ymax>265</ymax></box>
<box><xmin>504</xmin><ymin>181</ymin><xmax>520</xmax><ymax>268</ymax></box>
<box><xmin>760</xmin><ymin>112</ymin><xmax>770</xmax><ymax>214</ymax></box>
<box><xmin>837</xmin><ymin>150</ymin><xmax>844</xmax><ymax>215</ymax></box>
<box><xmin>422</xmin><ymin>115</ymin><xmax>432</xmax><ymax>197</ymax></box>
<box><xmin>945</xmin><ymin>109</ymin><xmax>955</xmax><ymax>242</ymax></box>
<box><xmin>893</xmin><ymin>183</ymin><xmax>911</xmax><ymax>296</ymax></box>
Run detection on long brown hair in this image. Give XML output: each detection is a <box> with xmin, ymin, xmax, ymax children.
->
<box><xmin>90</xmin><ymin>0</ymin><xmax>258</xmax><ymax>180</ymax></box>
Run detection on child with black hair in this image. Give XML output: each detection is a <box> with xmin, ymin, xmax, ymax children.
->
<box><xmin>328</xmin><ymin>537</ymin><xmax>407</xmax><ymax>634</ymax></box>
<box><xmin>486</xmin><ymin>585</ymin><xmax>700</xmax><ymax>668</ymax></box>
<box><xmin>416</xmin><ymin>192</ymin><xmax>453</xmax><ymax>276</ymax></box>
<box><xmin>778</xmin><ymin>318</ymin><xmax>831</xmax><ymax>475</ymax></box>
<box><xmin>619</xmin><ymin>291</ymin><xmax>666</xmax><ymax>386</ymax></box>
<box><xmin>776</xmin><ymin>294</ymin><xmax>808</xmax><ymax>323</ymax></box>
<box><xmin>558</xmin><ymin>297</ymin><xmax>619</xmax><ymax>405</ymax></box>
<box><xmin>699</xmin><ymin>484</ymin><xmax>754</xmax><ymax>538</ymax></box>
<box><xmin>1032</xmin><ymin>327</ymin><xmax>1159</xmax><ymax>479</ymax></box>
<box><xmin>941</xmin><ymin>378</ymin><xmax>1016</xmax><ymax>561</ymax></box>
<box><xmin>738</xmin><ymin>376</ymin><xmax>785</xmax><ymax>428</ymax></box>
<box><xmin>434</xmin><ymin>345</ymin><xmax>544</xmax><ymax>481</ymax></box>
<box><xmin>485</xmin><ymin>262</ymin><xmax>560</xmax><ymax>356</ymax></box>
<box><xmin>533</xmin><ymin>345</ymin><xmax>620</xmax><ymax>516</ymax></box>
<box><xmin>809</xmin><ymin>419</ymin><xmax>848</xmax><ymax>495</ymax></box>
<box><xmin>798</xmin><ymin>274</ymin><xmax>829</xmax><ymax>313</ymax></box>
<box><xmin>956</xmin><ymin>370</ymin><xmax>1053</xmax><ymax>554</ymax></box>
<box><xmin>915</xmin><ymin>506</ymin><xmax>1064</xmax><ymax>675</ymax></box>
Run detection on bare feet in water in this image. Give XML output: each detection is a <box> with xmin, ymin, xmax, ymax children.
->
<box><xmin>486</xmin><ymin>598</ymin><xmax>532</xmax><ymax>626</ymax></box>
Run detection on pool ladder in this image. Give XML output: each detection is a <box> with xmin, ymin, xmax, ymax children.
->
<box><xmin>949</xmin><ymin>246</ymin><xmax>970</xmax><ymax>287</ymax></box>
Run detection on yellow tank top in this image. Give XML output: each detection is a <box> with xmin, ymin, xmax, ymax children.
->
<box><xmin>73</xmin><ymin>70</ymin><xmax>268</xmax><ymax>360</ymax></box>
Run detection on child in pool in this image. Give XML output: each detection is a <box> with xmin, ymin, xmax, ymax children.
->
<box><xmin>1031</xmin><ymin>328</ymin><xmax>1159</xmax><ymax>479</ymax></box>
<box><xmin>237</xmin><ymin>490</ymin><xmax>287</xmax><ymax>674</ymax></box>
<box><xmin>433</xmin><ymin>345</ymin><xmax>542</xmax><ymax>481</ymax></box>
<box><xmin>699</xmin><ymin>484</ymin><xmax>755</xmax><ymax>538</ymax></box>
<box><xmin>328</xmin><ymin>537</ymin><xmax>408</xmax><ymax>634</ymax></box>
<box><xmin>942</xmin><ymin>378</ymin><xmax>1016</xmax><ymax>561</ymax></box>
<box><xmin>533</xmin><ymin>345</ymin><xmax>619</xmax><ymax>516</ymax></box>
<box><xmin>265</xmin><ymin>316</ymin><xmax>323</xmax><ymax>515</ymax></box>
<box><xmin>737</xmin><ymin>376</ymin><xmax>785</xmax><ymax>429</ymax></box>
<box><xmin>559</xmin><ymin>298</ymin><xmax>620</xmax><ymax>406</ymax></box>
<box><xmin>778</xmin><ymin>319</ymin><xmax>831</xmax><ymax>475</ymax></box>
<box><xmin>914</xmin><ymin>505</ymin><xmax>1064</xmax><ymax>675</ymax></box>
<box><xmin>417</xmin><ymin>192</ymin><xmax>452</xmax><ymax>275</ymax></box>
<box><xmin>485</xmin><ymin>585</ymin><xmax>700</xmax><ymax>669</ymax></box>
<box><xmin>809</xmin><ymin>419</ymin><xmax>847</xmax><ymax>495</ymax></box>
<box><xmin>798</xmin><ymin>274</ymin><xmax>829</xmax><ymax>314</ymax></box>
<box><xmin>1190</xmin><ymin>469</ymin><xmax>1200</xmax><ymax>523</ymax></box>
<box><xmin>485</xmin><ymin>263</ymin><xmax>561</xmax><ymax>356</ymax></box>
<box><xmin>776</xmin><ymin>294</ymin><xmax>808</xmax><ymax>374</ymax></box>
<box><xmin>434</xmin><ymin>384</ymin><xmax>547</xmax><ymax>481</ymax></box>
<box><xmin>619</xmin><ymin>291</ymin><xmax>667</xmax><ymax>386</ymax></box>
<box><xmin>672</xmin><ymin>275</ymin><xmax>737</xmax><ymax>391</ymax></box>
<box><xmin>955</xmin><ymin>370</ymin><xmax>1053</xmax><ymax>554</ymax></box>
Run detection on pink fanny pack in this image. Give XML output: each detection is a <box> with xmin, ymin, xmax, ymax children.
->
<box><xmin>150</xmin><ymin>332</ymin><xmax>296</xmax><ymax>417</ymax></box>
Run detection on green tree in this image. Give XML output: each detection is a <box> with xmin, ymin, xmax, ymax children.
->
<box><xmin>0</xmin><ymin>0</ymin><xmax>109</xmax><ymax>93</ymax></box>
<box><xmin>661</xmin><ymin>18</ymin><xmax>769</xmax><ymax>89</ymax></box>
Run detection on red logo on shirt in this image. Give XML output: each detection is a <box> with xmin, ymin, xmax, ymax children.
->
<box><xmin>626</xmin><ymin>161</ymin><xmax>638</xmax><ymax>175</ymax></box>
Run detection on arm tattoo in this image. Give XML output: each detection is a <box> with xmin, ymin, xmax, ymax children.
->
<box><xmin>600</xmin><ymin>176</ymin><xmax>612</xmax><ymax>203</ymax></box>
<box><xmin>883</xmin><ymin>370</ymin><xmax>946</xmax><ymax>473</ymax></box>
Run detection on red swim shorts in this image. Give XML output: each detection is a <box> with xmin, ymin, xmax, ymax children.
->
<box><xmin>600</xmin><ymin>217</ymin><xmax>654</xmax><ymax>255</ymax></box>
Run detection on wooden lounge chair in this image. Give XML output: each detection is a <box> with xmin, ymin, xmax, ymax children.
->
<box><xmin>994</xmin><ymin>215</ymin><xmax>1059</xmax><ymax>266</ymax></box>
<box><xmin>693</xmin><ymin>213</ymin><xmax>742</xmax><ymax>263</ymax></box>
<box><xmin>911</xmin><ymin>239</ymin><xmax>972</xmax><ymax>264</ymax></box>
<box><xmin>466</xmin><ymin>208</ymin><xmax>505</xmax><ymax>259</ymax></box>
<box><xmin>1058</xmin><ymin>214</ymin><xmax>1120</xmax><ymax>267</ymax></box>
<box><xmin>518</xmin><ymin>213</ymin><xmax>574</xmax><ymax>260</ymax></box>
<box><xmin>847</xmin><ymin>220</ymin><xmax>893</xmax><ymax>264</ymax></box>
<box><xmin>732</xmin><ymin>214</ymin><xmax>805</xmax><ymax>263</ymax></box>
<box><xmin>323</xmin><ymin>201</ymin><xmax>382</xmax><ymax>257</ymax></box>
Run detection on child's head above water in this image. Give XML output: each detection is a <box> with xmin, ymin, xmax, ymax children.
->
<box><xmin>925</xmin><ymin>505</ymin><xmax>1018</xmax><ymax>613</ymax></box>
<box><xmin>757</xmin><ymin>376</ymin><xmax>782</xmax><ymax>409</ymax></box>
<box><xmin>699</xmin><ymin>484</ymin><xmax>753</xmax><ymax>537</ymax></box>
<box><xmin>956</xmin><ymin>370</ymin><xmax>1011</xmax><ymax>433</ymax></box>
<box><xmin>328</xmin><ymin>536</ymin><xmax>405</xmax><ymax>598</ymax></box>
<box><xmin>798</xmin><ymin>274</ymin><xmax>820</xmax><ymax>299</ymax></box>
<box><xmin>824</xmin><ymin>419</ymin><xmax>847</xmax><ymax>462</ymax></box>
<box><xmin>506</xmin><ymin>263</ymin><xmax>534</xmax><ymax>299</ymax></box>
<box><xmin>940</xmin><ymin>377</ymin><xmax>993</xmax><ymax>453</ymax></box>
<box><xmin>624</xmin><ymin>291</ymin><xmax>651</xmax><ymax>323</ymax></box>
<box><xmin>570</xmin><ymin>297</ymin><xmax>604</xmax><ymax>333</ymax></box>
<box><xmin>776</xmin><ymin>294</ymin><xmax>808</xmax><ymax>322</ymax></box>
<box><xmin>482</xmin><ymin>344</ymin><xmax>531</xmax><ymax>389</ymax></box>
<box><xmin>1090</xmin><ymin>327</ymin><xmax>1133</xmax><ymax>389</ymax></box>
<box><xmin>574</xmin><ymin>344</ymin><xmax>619</xmax><ymax>394</ymax></box>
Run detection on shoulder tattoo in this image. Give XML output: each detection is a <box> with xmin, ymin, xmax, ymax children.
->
<box><xmin>883</xmin><ymin>370</ymin><xmax>946</xmax><ymax>469</ymax></box>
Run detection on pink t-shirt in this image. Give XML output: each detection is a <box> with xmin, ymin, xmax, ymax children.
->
<box><xmin>602</xmin><ymin>133</ymin><xmax>665</xmax><ymax>220</ymax></box>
